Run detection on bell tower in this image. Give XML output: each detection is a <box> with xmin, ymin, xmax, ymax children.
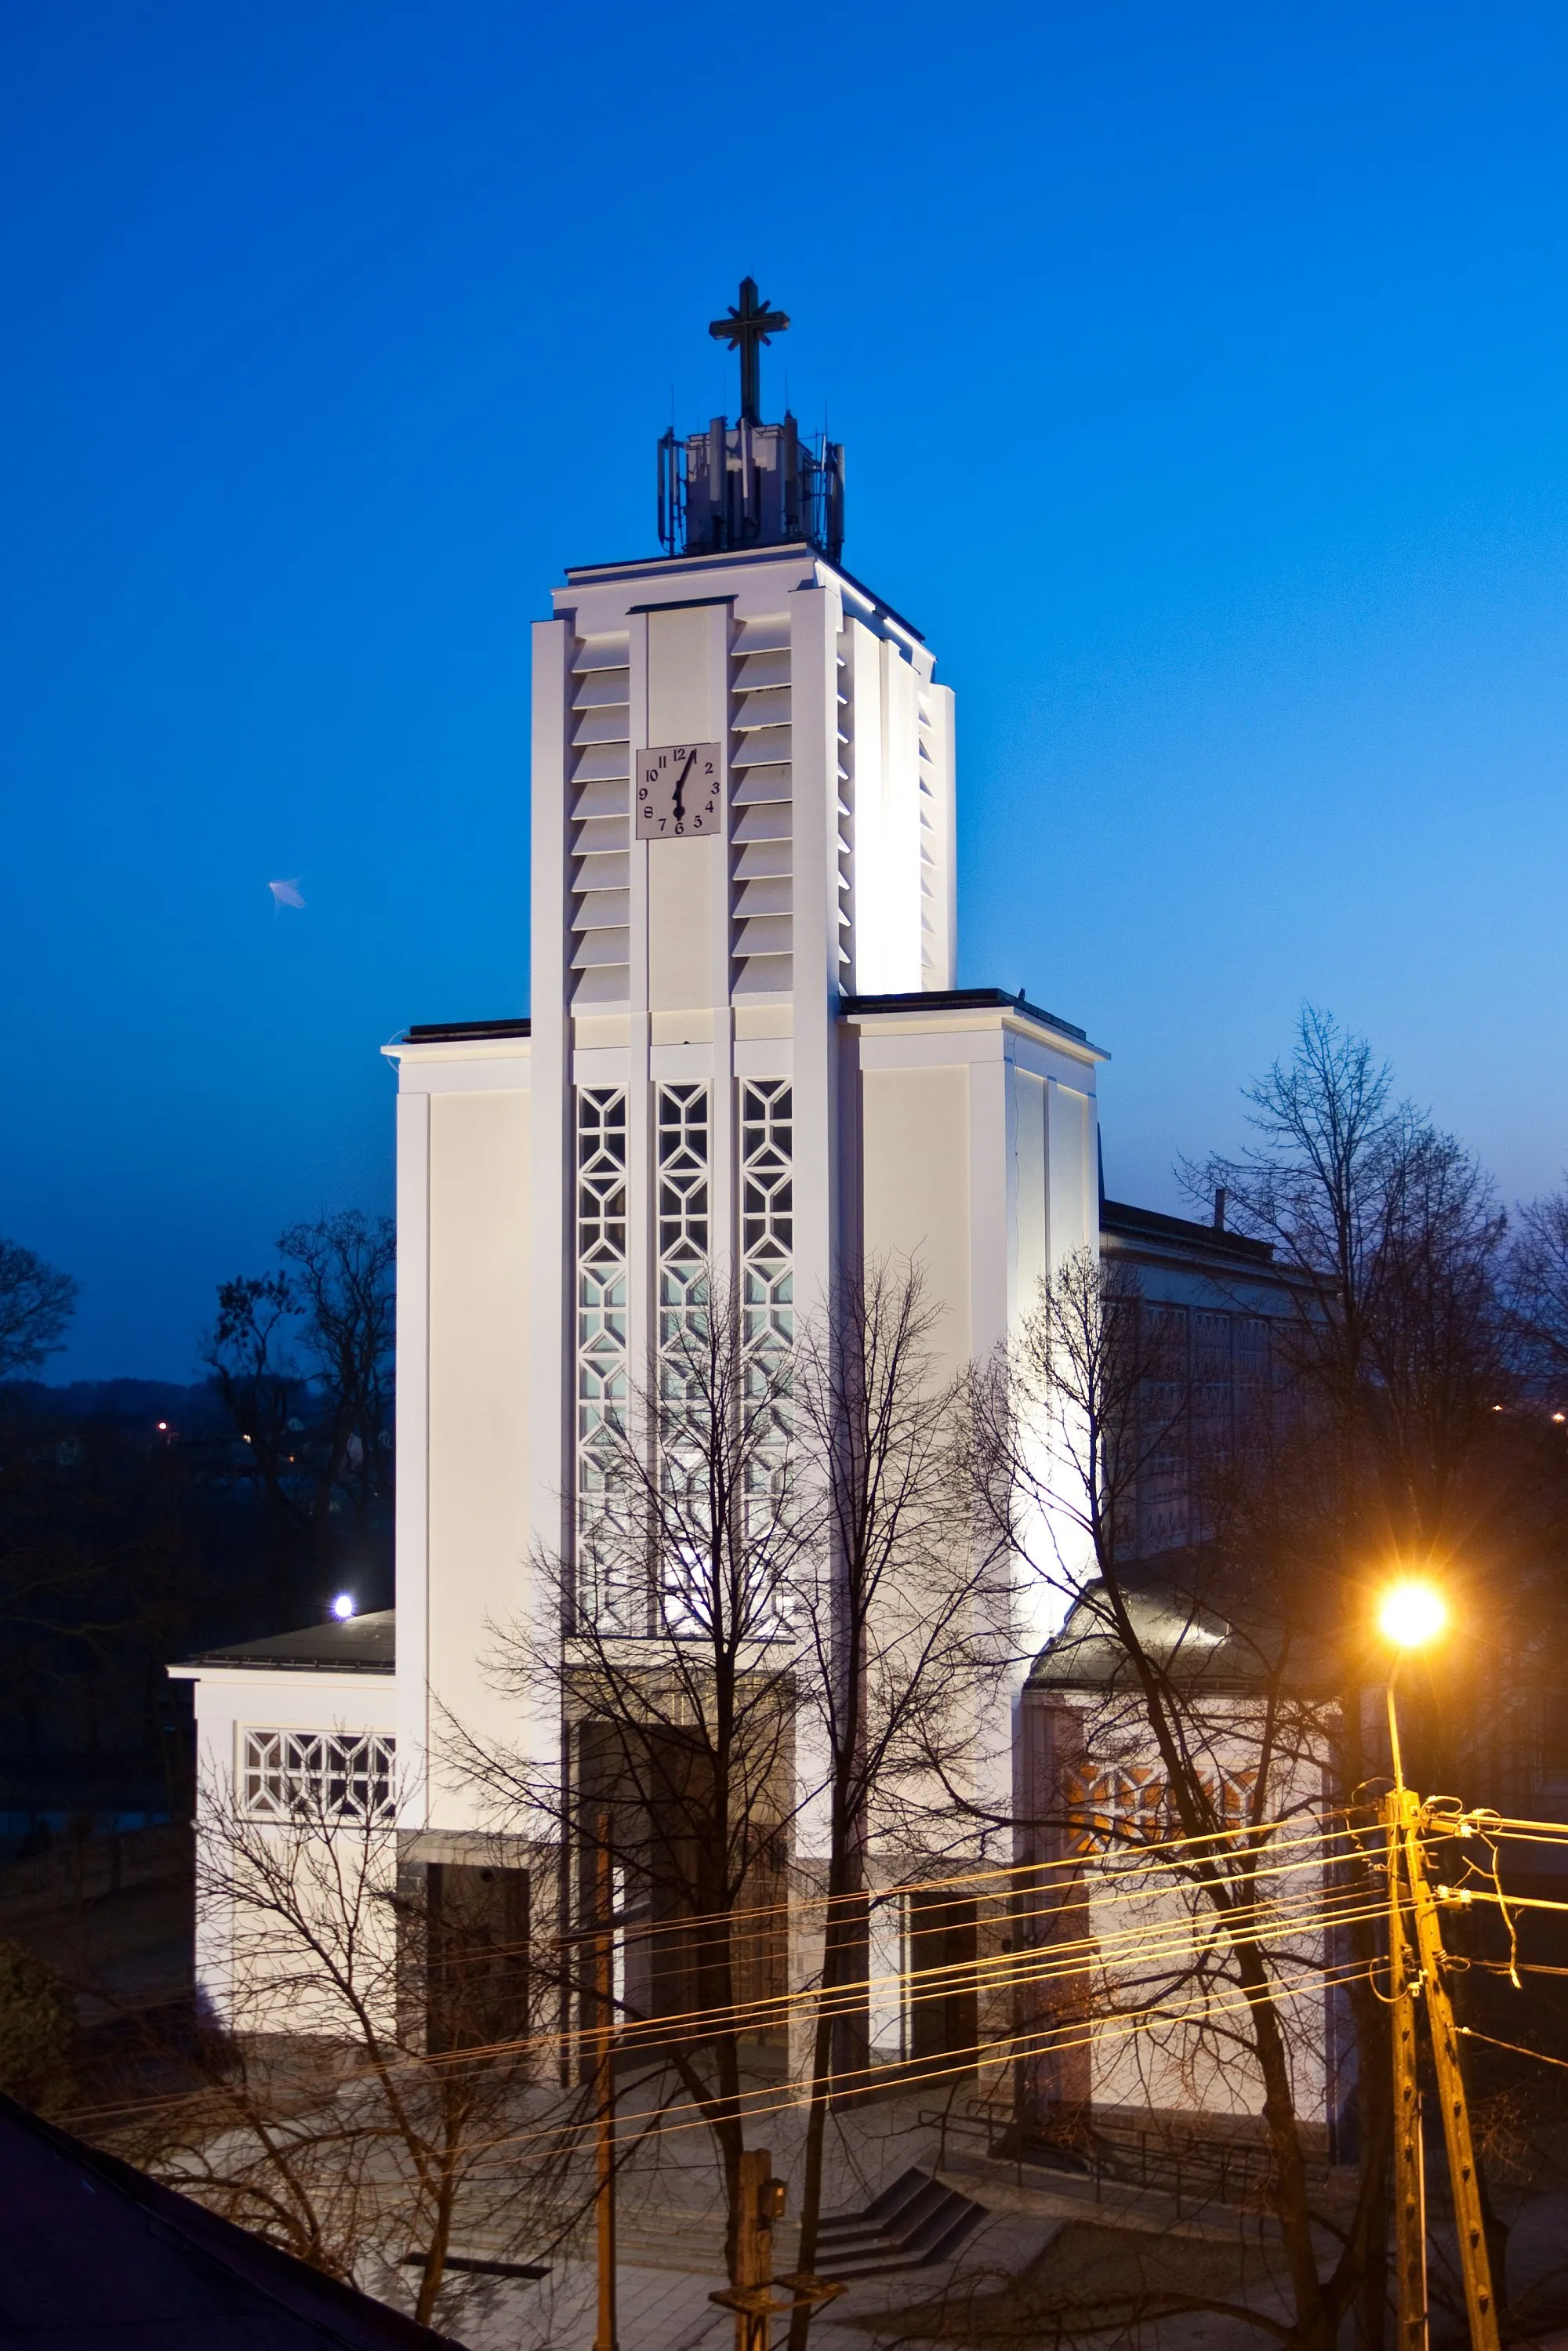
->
<box><xmin>387</xmin><ymin>281</ymin><xmax>1103</xmax><ymax>1816</ymax></box>
<box><xmin>524</xmin><ymin>279</ymin><xmax>964</xmax><ymax>1578</ymax></box>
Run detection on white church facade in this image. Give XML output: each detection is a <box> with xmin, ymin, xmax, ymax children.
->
<box><xmin>175</xmin><ymin>284</ymin><xmax>1338</xmax><ymax>2135</ymax></box>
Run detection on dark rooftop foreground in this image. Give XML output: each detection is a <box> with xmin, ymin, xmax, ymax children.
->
<box><xmin>0</xmin><ymin>2088</ymin><xmax>461</xmax><ymax>2348</ymax></box>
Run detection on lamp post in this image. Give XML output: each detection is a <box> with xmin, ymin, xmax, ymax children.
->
<box><xmin>1378</xmin><ymin>1581</ymin><xmax>1445</xmax><ymax>2351</ymax></box>
<box><xmin>1377</xmin><ymin>1580</ymin><xmax>1500</xmax><ymax>2351</ymax></box>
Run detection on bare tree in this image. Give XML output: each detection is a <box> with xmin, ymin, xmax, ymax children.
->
<box><xmin>442</xmin><ymin>1254</ymin><xmax>1011</xmax><ymax>2322</ymax></box>
<box><xmin>1184</xmin><ymin>1007</ymin><xmax>1510</xmax><ymax>1596</ymax></box>
<box><xmin>978</xmin><ymin>1244</ymin><xmax>1387</xmax><ymax>2351</ymax></box>
<box><xmin>446</xmin><ymin>1258</ymin><xmax>811</xmax><ymax>2290</ymax></box>
<box><xmin>123</xmin><ymin>1768</ymin><xmax>583</xmax><ymax>2331</ymax></box>
<box><xmin>1506</xmin><ymin>1178</ymin><xmax>1568</xmax><ymax>1398</ymax></box>
<box><xmin>0</xmin><ymin>1237</ymin><xmax>78</xmax><ymax>1380</ymax></box>
<box><xmin>205</xmin><ymin>1210</ymin><xmax>394</xmax><ymax>1576</ymax></box>
<box><xmin>1169</xmin><ymin>1010</ymin><xmax>1522</xmax><ymax>2342</ymax></box>
<box><xmin>786</xmin><ymin>1257</ymin><xmax>1006</xmax><ymax>2349</ymax></box>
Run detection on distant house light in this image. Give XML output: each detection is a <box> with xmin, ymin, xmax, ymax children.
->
<box><xmin>157</xmin><ymin>1421</ymin><xmax>168</xmax><ymax>1432</ymax></box>
<box><xmin>332</xmin><ymin>1594</ymin><xmax>356</xmax><ymax>1621</ymax></box>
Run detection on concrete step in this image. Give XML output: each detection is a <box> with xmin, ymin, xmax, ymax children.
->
<box><xmin>815</xmin><ymin>2168</ymin><xmax>988</xmax><ymax>2281</ymax></box>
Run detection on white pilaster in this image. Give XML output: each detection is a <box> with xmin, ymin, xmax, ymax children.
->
<box><xmin>529</xmin><ymin>618</ymin><xmax>572</xmax><ymax>1580</ymax></box>
<box><xmin>787</xmin><ymin>579</ymin><xmax>843</xmax><ymax>1319</ymax></box>
<box><xmin>394</xmin><ymin>1083</ymin><xmax>430</xmax><ymax>1824</ymax></box>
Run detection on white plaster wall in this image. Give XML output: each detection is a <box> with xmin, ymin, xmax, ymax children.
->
<box><xmin>426</xmin><ymin>1085</ymin><xmax>532</xmax><ymax>1827</ymax></box>
<box><xmin>879</xmin><ymin>637</ymin><xmax>924</xmax><ymax>992</ymax></box>
<box><xmin>173</xmin><ymin>1666</ymin><xmax>397</xmax><ymax>2030</ymax></box>
<box><xmin>859</xmin><ymin>1062</ymin><xmax>972</xmax><ymax>1371</ymax></box>
<box><xmin>1048</xmin><ymin>1078</ymin><xmax>1096</xmax><ymax>1271</ymax></box>
<box><xmin>1080</xmin><ymin>1716</ymin><xmax>1333</xmax><ymax>2124</ymax></box>
<box><xmin>1012</xmin><ymin>1068</ymin><xmax>1048</xmax><ymax>1329</ymax></box>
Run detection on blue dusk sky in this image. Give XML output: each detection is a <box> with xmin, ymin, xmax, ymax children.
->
<box><xmin>5</xmin><ymin>3</ymin><xmax>1568</xmax><ymax>1379</ymax></box>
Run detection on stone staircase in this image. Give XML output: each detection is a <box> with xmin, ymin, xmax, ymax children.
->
<box><xmin>814</xmin><ymin>2168</ymin><xmax>988</xmax><ymax>2281</ymax></box>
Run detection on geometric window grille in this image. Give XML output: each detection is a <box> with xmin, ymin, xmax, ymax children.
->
<box><xmin>241</xmin><ymin>1729</ymin><xmax>397</xmax><ymax>1825</ymax></box>
<box><xmin>738</xmin><ymin>1079</ymin><xmax>794</xmax><ymax>1546</ymax></box>
<box><xmin>655</xmin><ymin>1084</ymin><xmax>711</xmax><ymax>1631</ymax></box>
<box><xmin>575</xmin><ymin>1088</ymin><xmax>630</xmax><ymax>1623</ymax></box>
<box><xmin>1065</xmin><ymin>1760</ymin><xmax>1258</xmax><ymax>1853</ymax></box>
<box><xmin>656</xmin><ymin>1083</ymin><xmax>710</xmax><ymax>1407</ymax></box>
<box><xmin>739</xmin><ymin>1079</ymin><xmax>793</xmax><ymax>1273</ymax></box>
<box><xmin>1066</xmin><ymin>1761</ymin><xmax>1167</xmax><ymax>1853</ymax></box>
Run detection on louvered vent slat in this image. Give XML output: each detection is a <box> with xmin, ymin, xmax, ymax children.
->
<box><xmin>916</xmin><ymin>690</ymin><xmax>941</xmax><ymax>989</ymax></box>
<box><xmin>735</xmin><ymin>839</ymin><xmax>790</xmax><ymax>879</ymax></box>
<box><xmin>573</xmin><ymin>706</ymin><xmax>631</xmax><ymax>747</ymax></box>
<box><xmin>731</xmin><ymin>766</ymin><xmax>793</xmax><ymax>807</ymax></box>
<box><xmin>573</xmin><ymin>668</ymin><xmax>632</xmax><ymax>709</ymax></box>
<box><xmin>728</xmin><ymin>617</ymin><xmax>793</xmax><ymax>996</ymax></box>
<box><xmin>732</xmin><ymin>801</ymin><xmax>793</xmax><ymax>844</ymax></box>
<box><xmin>572</xmin><ymin>852</ymin><xmax>630</xmax><ymax>892</ymax></box>
<box><xmin>568</xmin><ymin>632</ymin><xmax>630</xmax><ymax>1006</ymax></box>
<box><xmin>833</xmin><ymin>636</ymin><xmax>855</xmax><ymax>989</ymax></box>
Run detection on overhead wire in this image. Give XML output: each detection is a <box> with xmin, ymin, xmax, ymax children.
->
<box><xmin>64</xmin><ymin>1875</ymin><xmax>1391</xmax><ymax>2137</ymax></box>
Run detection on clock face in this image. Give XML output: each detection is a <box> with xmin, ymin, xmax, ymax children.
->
<box><xmin>636</xmin><ymin>742</ymin><xmax>721</xmax><ymax>840</ymax></box>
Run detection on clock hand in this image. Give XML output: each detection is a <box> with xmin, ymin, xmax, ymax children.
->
<box><xmin>671</xmin><ymin>748</ymin><xmax>697</xmax><ymax>822</ymax></box>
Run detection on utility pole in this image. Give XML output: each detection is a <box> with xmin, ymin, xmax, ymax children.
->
<box><xmin>1400</xmin><ymin>1806</ymin><xmax>1501</xmax><ymax>2351</ymax></box>
<box><xmin>709</xmin><ymin>2152</ymin><xmax>845</xmax><ymax>2350</ymax></box>
<box><xmin>711</xmin><ymin>2150</ymin><xmax>787</xmax><ymax>2351</ymax></box>
<box><xmin>1385</xmin><ymin>1679</ymin><xmax>1500</xmax><ymax>2351</ymax></box>
<box><xmin>1388</xmin><ymin>1787</ymin><xmax>1428</xmax><ymax>2351</ymax></box>
<box><xmin>592</xmin><ymin>1812</ymin><xmax>619</xmax><ymax>2351</ymax></box>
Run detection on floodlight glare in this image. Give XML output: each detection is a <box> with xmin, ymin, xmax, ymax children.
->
<box><xmin>1377</xmin><ymin>1578</ymin><xmax>1446</xmax><ymax>1650</ymax></box>
<box><xmin>332</xmin><ymin>1593</ymin><xmax>356</xmax><ymax>1621</ymax></box>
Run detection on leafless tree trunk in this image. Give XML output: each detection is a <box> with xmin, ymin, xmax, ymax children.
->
<box><xmin>444</xmin><ymin>1259</ymin><xmax>810</xmax><ymax>2290</ymax></box>
<box><xmin>978</xmin><ymin>1243</ymin><xmax>1381</xmax><ymax>2351</ymax></box>
<box><xmin>124</xmin><ymin>1775</ymin><xmax>583</xmax><ymax>2331</ymax></box>
<box><xmin>785</xmin><ymin>1257</ymin><xmax>1005</xmax><ymax>2349</ymax></box>
<box><xmin>1163</xmin><ymin>1007</ymin><xmax>1515</xmax><ymax>2344</ymax></box>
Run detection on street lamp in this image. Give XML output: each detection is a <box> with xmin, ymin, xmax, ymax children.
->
<box><xmin>1378</xmin><ymin>1576</ymin><xmax>1446</xmax><ymax>1794</ymax></box>
<box><xmin>1375</xmin><ymin>1576</ymin><xmax>1500</xmax><ymax>2351</ymax></box>
<box><xmin>1378</xmin><ymin>1575</ymin><xmax>1449</xmax><ymax>2351</ymax></box>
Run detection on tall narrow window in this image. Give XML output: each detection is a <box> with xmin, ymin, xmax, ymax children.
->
<box><xmin>576</xmin><ymin>1088</ymin><xmax>629</xmax><ymax>1624</ymax></box>
<box><xmin>656</xmin><ymin>1083</ymin><xmax>710</xmax><ymax>1391</ymax></box>
<box><xmin>655</xmin><ymin>1084</ymin><xmax>710</xmax><ymax>1629</ymax></box>
<box><xmin>739</xmin><ymin>1080</ymin><xmax>793</xmax><ymax>1532</ymax></box>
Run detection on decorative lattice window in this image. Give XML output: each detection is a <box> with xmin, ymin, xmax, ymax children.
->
<box><xmin>576</xmin><ymin>1088</ymin><xmax>629</xmax><ymax>1616</ymax></box>
<box><xmin>739</xmin><ymin>1080</ymin><xmax>793</xmax><ymax>1536</ymax></box>
<box><xmin>656</xmin><ymin>1083</ymin><xmax>710</xmax><ymax>1397</ymax></box>
<box><xmin>1066</xmin><ymin>1761</ymin><xmax>1258</xmax><ymax>1852</ymax></box>
<box><xmin>653</xmin><ymin>1085</ymin><xmax>711</xmax><ymax>1630</ymax></box>
<box><xmin>241</xmin><ymin>1729</ymin><xmax>396</xmax><ymax>1824</ymax></box>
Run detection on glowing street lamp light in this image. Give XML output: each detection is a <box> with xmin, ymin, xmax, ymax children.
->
<box><xmin>1377</xmin><ymin>1576</ymin><xmax>1449</xmax><ymax>1797</ymax></box>
<box><xmin>332</xmin><ymin>1593</ymin><xmax>356</xmax><ymax>1622</ymax></box>
<box><xmin>1378</xmin><ymin>1579</ymin><xmax>1448</xmax><ymax>1653</ymax></box>
<box><xmin>1378</xmin><ymin>1576</ymin><xmax>1452</xmax><ymax>2351</ymax></box>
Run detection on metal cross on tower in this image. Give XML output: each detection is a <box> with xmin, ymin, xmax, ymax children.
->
<box><xmin>708</xmin><ymin>278</ymin><xmax>790</xmax><ymax>425</ymax></box>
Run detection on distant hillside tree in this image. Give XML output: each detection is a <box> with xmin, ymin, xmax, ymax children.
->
<box><xmin>205</xmin><ymin>1211</ymin><xmax>394</xmax><ymax>1589</ymax></box>
<box><xmin>0</xmin><ymin>1239</ymin><xmax>78</xmax><ymax>1380</ymax></box>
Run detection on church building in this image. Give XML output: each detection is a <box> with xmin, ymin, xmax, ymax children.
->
<box><xmin>175</xmin><ymin>284</ymin><xmax>1330</xmax><ymax>2128</ymax></box>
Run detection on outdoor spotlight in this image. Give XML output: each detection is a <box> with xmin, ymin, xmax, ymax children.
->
<box><xmin>332</xmin><ymin>1593</ymin><xmax>356</xmax><ymax>1621</ymax></box>
<box><xmin>1377</xmin><ymin>1578</ymin><xmax>1447</xmax><ymax>1650</ymax></box>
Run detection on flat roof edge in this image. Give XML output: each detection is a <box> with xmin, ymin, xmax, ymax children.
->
<box><xmin>841</xmin><ymin>989</ymin><xmax>1105</xmax><ymax>1055</ymax></box>
<box><xmin>398</xmin><ymin>1018</ymin><xmax>532</xmax><ymax>1044</ymax></box>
